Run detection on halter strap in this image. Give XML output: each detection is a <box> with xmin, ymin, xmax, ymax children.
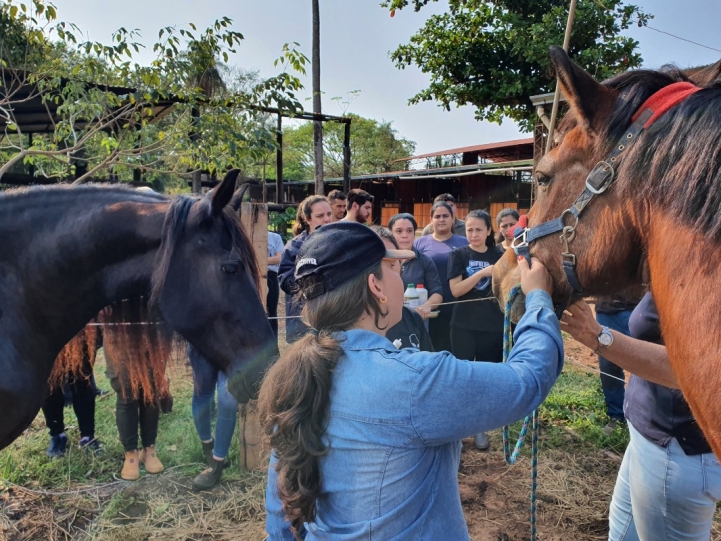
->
<box><xmin>632</xmin><ymin>81</ymin><xmax>701</xmax><ymax>129</ymax></box>
<box><xmin>512</xmin><ymin>81</ymin><xmax>702</xmax><ymax>317</ymax></box>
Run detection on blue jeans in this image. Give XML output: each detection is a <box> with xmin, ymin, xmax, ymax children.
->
<box><xmin>609</xmin><ymin>421</ymin><xmax>721</xmax><ymax>540</ymax></box>
<box><xmin>187</xmin><ymin>345</ymin><xmax>238</xmax><ymax>460</ymax></box>
<box><xmin>596</xmin><ymin>310</ymin><xmax>632</xmax><ymax>421</ymax></box>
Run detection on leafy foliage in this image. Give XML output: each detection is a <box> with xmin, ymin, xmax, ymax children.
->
<box><xmin>384</xmin><ymin>0</ymin><xmax>651</xmax><ymax>131</ymax></box>
<box><xmin>0</xmin><ymin>1</ymin><xmax>308</xmax><ymax>191</ymax></box>
<box><xmin>281</xmin><ymin>114</ymin><xmax>416</xmax><ymax>180</ymax></box>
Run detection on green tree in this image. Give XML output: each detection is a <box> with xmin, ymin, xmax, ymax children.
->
<box><xmin>0</xmin><ymin>1</ymin><xmax>308</xmax><ymax>191</ymax></box>
<box><xmin>385</xmin><ymin>0</ymin><xmax>651</xmax><ymax>131</ymax></box>
<box><xmin>282</xmin><ymin>114</ymin><xmax>415</xmax><ymax>180</ymax></box>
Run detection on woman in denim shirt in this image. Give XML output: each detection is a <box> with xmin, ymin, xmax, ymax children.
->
<box><xmin>260</xmin><ymin>221</ymin><xmax>564</xmax><ymax>541</ymax></box>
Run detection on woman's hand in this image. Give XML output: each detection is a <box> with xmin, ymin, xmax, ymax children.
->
<box><xmin>560</xmin><ymin>300</ymin><xmax>602</xmax><ymax>350</ymax></box>
<box><xmin>415</xmin><ymin>304</ymin><xmax>432</xmax><ymax>319</ymax></box>
<box><xmin>519</xmin><ymin>257</ymin><xmax>553</xmax><ymax>296</ymax></box>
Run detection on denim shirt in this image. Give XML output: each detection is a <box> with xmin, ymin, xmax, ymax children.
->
<box><xmin>266</xmin><ymin>289</ymin><xmax>563</xmax><ymax>541</ymax></box>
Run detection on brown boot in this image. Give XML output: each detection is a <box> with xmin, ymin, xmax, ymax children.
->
<box><xmin>139</xmin><ymin>445</ymin><xmax>164</xmax><ymax>474</ymax></box>
<box><xmin>121</xmin><ymin>450</ymin><xmax>140</xmax><ymax>481</ymax></box>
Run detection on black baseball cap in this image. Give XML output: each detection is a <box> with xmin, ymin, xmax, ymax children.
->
<box><xmin>295</xmin><ymin>222</ymin><xmax>414</xmax><ymax>300</ymax></box>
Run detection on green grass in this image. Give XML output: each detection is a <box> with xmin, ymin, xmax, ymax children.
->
<box><xmin>1</xmin><ymin>354</ymin><xmax>629</xmax><ymax>489</ymax></box>
<box><xmin>0</xmin><ymin>350</ymin><xmax>244</xmax><ymax>488</ymax></box>
<box><xmin>540</xmin><ymin>368</ymin><xmax>630</xmax><ymax>453</ymax></box>
<box><xmin>499</xmin><ymin>366</ymin><xmax>630</xmax><ymax>458</ymax></box>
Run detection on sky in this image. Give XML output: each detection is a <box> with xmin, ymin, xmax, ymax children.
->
<box><xmin>50</xmin><ymin>0</ymin><xmax>721</xmax><ymax>156</ymax></box>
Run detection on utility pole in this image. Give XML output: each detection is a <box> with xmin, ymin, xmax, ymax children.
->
<box><xmin>312</xmin><ymin>0</ymin><xmax>324</xmax><ymax>195</ymax></box>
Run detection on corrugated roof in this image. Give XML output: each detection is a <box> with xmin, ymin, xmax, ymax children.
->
<box><xmin>394</xmin><ymin>137</ymin><xmax>534</xmax><ymax>162</ymax></box>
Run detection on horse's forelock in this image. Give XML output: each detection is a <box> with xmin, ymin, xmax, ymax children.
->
<box><xmin>149</xmin><ymin>195</ymin><xmax>261</xmax><ymax>305</ymax></box>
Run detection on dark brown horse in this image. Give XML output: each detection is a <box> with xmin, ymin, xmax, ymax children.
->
<box><xmin>0</xmin><ymin>171</ymin><xmax>277</xmax><ymax>450</ymax></box>
<box><xmin>493</xmin><ymin>47</ymin><xmax>721</xmax><ymax>458</ymax></box>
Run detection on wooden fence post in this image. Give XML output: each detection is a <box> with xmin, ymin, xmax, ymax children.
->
<box><xmin>237</xmin><ymin>202</ymin><xmax>270</xmax><ymax>471</ymax></box>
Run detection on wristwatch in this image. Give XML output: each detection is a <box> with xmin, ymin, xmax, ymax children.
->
<box><xmin>594</xmin><ymin>326</ymin><xmax>613</xmax><ymax>354</ymax></box>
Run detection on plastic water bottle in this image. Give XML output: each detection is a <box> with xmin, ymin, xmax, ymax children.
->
<box><xmin>404</xmin><ymin>283</ymin><xmax>419</xmax><ymax>308</ymax></box>
<box><xmin>416</xmin><ymin>284</ymin><xmax>428</xmax><ymax>307</ymax></box>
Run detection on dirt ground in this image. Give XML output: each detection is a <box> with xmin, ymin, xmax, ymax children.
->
<box><xmin>2</xmin><ymin>317</ymin><xmax>719</xmax><ymax>540</ymax></box>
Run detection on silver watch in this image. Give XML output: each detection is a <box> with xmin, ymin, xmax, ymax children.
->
<box><xmin>595</xmin><ymin>325</ymin><xmax>613</xmax><ymax>354</ymax></box>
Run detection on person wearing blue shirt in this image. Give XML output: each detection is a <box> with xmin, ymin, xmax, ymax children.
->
<box><xmin>267</xmin><ymin>230</ymin><xmax>285</xmax><ymax>342</ymax></box>
<box><xmin>260</xmin><ymin>221</ymin><xmax>563</xmax><ymax>541</ymax></box>
<box><xmin>413</xmin><ymin>201</ymin><xmax>468</xmax><ymax>352</ymax></box>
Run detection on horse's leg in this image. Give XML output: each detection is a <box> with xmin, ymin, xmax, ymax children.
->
<box><xmin>0</xmin><ymin>357</ymin><xmax>45</xmax><ymax>451</ymax></box>
<box><xmin>647</xmin><ymin>219</ymin><xmax>721</xmax><ymax>459</ymax></box>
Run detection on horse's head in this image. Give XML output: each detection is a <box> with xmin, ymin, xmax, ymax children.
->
<box><xmin>494</xmin><ymin>46</ymin><xmax>678</xmax><ymax>319</ymax></box>
<box><xmin>152</xmin><ymin>170</ymin><xmax>278</xmax><ymax>403</ymax></box>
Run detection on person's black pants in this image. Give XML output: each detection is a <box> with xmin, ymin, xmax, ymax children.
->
<box><xmin>450</xmin><ymin>327</ymin><xmax>503</xmax><ymax>363</ymax></box>
<box><xmin>108</xmin><ymin>375</ymin><xmax>159</xmax><ymax>452</ymax></box>
<box><xmin>429</xmin><ymin>306</ymin><xmax>453</xmax><ymax>353</ymax></box>
<box><xmin>42</xmin><ymin>357</ymin><xmax>95</xmax><ymax>439</ymax></box>
<box><xmin>267</xmin><ymin>270</ymin><xmax>280</xmax><ymax>340</ymax></box>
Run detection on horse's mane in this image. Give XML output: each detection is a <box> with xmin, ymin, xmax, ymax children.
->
<box><xmin>150</xmin><ymin>195</ymin><xmax>261</xmax><ymax>302</ymax></box>
<box><xmin>598</xmin><ymin>67</ymin><xmax>721</xmax><ymax>239</ymax></box>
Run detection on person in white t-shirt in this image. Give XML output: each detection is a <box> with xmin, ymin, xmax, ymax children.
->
<box><xmin>267</xmin><ymin>230</ymin><xmax>285</xmax><ymax>343</ymax></box>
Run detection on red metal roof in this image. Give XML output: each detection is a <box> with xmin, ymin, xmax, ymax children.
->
<box><xmin>395</xmin><ymin>137</ymin><xmax>534</xmax><ymax>163</ymax></box>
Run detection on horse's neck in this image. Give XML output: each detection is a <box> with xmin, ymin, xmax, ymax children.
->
<box><xmin>1</xmin><ymin>187</ymin><xmax>169</xmax><ymax>352</ymax></box>
<box><xmin>646</xmin><ymin>216</ymin><xmax>721</xmax><ymax>459</ymax></box>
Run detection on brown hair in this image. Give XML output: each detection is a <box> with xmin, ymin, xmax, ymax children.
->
<box><xmin>100</xmin><ymin>298</ymin><xmax>173</xmax><ymax>403</ymax></box>
<box><xmin>327</xmin><ymin>189</ymin><xmax>346</xmax><ymax>202</ymax></box>
<box><xmin>258</xmin><ymin>263</ymin><xmax>387</xmax><ymax>537</ymax></box>
<box><xmin>292</xmin><ymin>195</ymin><xmax>328</xmax><ymax>237</ymax></box>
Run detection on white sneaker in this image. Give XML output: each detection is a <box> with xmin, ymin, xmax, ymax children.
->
<box><xmin>474</xmin><ymin>432</ymin><xmax>489</xmax><ymax>450</ymax></box>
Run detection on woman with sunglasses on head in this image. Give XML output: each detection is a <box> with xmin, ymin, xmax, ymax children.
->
<box><xmin>278</xmin><ymin>195</ymin><xmax>332</xmax><ymax>343</ymax></box>
<box><xmin>261</xmin><ymin>221</ymin><xmax>564</xmax><ymax>541</ymax></box>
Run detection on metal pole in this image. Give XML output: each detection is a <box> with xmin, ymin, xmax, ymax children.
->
<box><xmin>191</xmin><ymin>107</ymin><xmax>202</xmax><ymax>193</ymax></box>
<box><xmin>545</xmin><ymin>0</ymin><xmax>578</xmax><ymax>154</ymax></box>
<box><xmin>276</xmin><ymin>113</ymin><xmax>283</xmax><ymax>204</ymax></box>
<box><xmin>342</xmin><ymin>121</ymin><xmax>351</xmax><ymax>193</ymax></box>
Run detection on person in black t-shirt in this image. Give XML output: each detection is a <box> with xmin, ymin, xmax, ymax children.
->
<box><xmin>447</xmin><ymin>210</ymin><xmax>504</xmax><ymax>451</ymax></box>
<box><xmin>370</xmin><ymin>226</ymin><xmax>434</xmax><ymax>353</ymax></box>
<box><xmin>386</xmin><ymin>306</ymin><xmax>434</xmax><ymax>352</ymax></box>
<box><xmin>448</xmin><ymin>210</ymin><xmax>504</xmax><ymax>363</ymax></box>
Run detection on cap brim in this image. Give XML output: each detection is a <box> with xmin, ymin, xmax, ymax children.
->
<box><xmin>384</xmin><ymin>249</ymin><xmax>415</xmax><ymax>260</ymax></box>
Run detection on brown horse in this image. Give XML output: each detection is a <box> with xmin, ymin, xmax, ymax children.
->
<box><xmin>493</xmin><ymin>46</ymin><xmax>721</xmax><ymax>458</ymax></box>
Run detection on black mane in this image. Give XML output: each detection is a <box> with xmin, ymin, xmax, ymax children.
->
<box><xmin>600</xmin><ymin>69</ymin><xmax>721</xmax><ymax>239</ymax></box>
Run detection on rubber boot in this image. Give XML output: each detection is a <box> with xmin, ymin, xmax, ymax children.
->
<box><xmin>121</xmin><ymin>450</ymin><xmax>140</xmax><ymax>481</ymax></box>
<box><xmin>201</xmin><ymin>439</ymin><xmax>215</xmax><ymax>465</ymax></box>
<box><xmin>192</xmin><ymin>458</ymin><xmax>225</xmax><ymax>491</ymax></box>
<box><xmin>139</xmin><ymin>445</ymin><xmax>164</xmax><ymax>474</ymax></box>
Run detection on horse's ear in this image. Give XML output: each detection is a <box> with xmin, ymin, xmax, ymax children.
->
<box><xmin>686</xmin><ymin>59</ymin><xmax>721</xmax><ymax>87</ymax></box>
<box><xmin>549</xmin><ymin>46</ymin><xmax>614</xmax><ymax>134</ymax></box>
<box><xmin>210</xmin><ymin>169</ymin><xmax>240</xmax><ymax>217</ymax></box>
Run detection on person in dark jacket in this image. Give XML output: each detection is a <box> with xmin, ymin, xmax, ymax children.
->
<box><xmin>279</xmin><ymin>196</ymin><xmax>332</xmax><ymax>343</ymax></box>
<box><xmin>388</xmin><ymin>213</ymin><xmax>443</xmax><ymax>320</ymax></box>
<box><xmin>562</xmin><ymin>295</ymin><xmax>721</xmax><ymax>541</ymax></box>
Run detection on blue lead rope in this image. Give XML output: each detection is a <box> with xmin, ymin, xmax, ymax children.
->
<box><xmin>501</xmin><ymin>283</ymin><xmax>539</xmax><ymax>541</ymax></box>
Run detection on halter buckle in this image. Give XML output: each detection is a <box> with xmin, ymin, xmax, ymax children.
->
<box><xmin>511</xmin><ymin>228</ymin><xmax>529</xmax><ymax>251</ymax></box>
<box><xmin>585</xmin><ymin>160</ymin><xmax>615</xmax><ymax>194</ymax></box>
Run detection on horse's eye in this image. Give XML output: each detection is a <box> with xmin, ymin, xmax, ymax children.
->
<box><xmin>221</xmin><ymin>262</ymin><xmax>240</xmax><ymax>275</ymax></box>
<box><xmin>534</xmin><ymin>171</ymin><xmax>552</xmax><ymax>186</ymax></box>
